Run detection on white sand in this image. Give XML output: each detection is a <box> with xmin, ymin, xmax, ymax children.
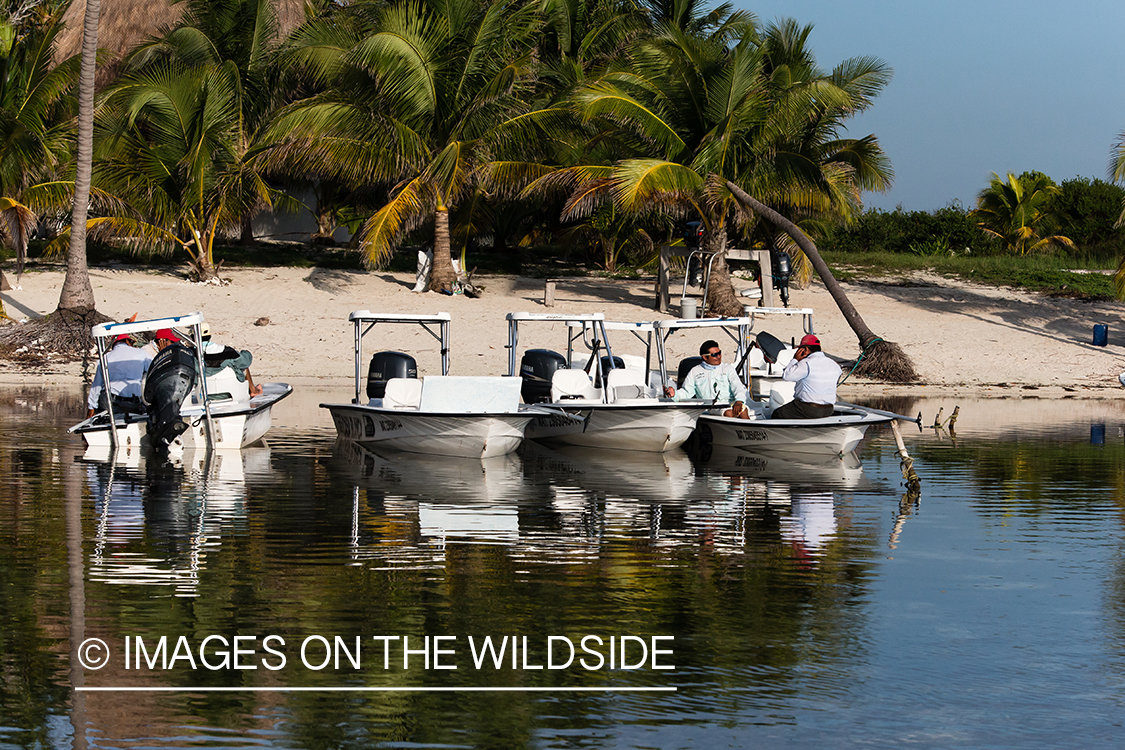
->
<box><xmin>3</xmin><ymin>264</ymin><xmax>1125</xmax><ymax>398</ymax></box>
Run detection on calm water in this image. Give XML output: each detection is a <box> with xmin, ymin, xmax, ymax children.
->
<box><xmin>2</xmin><ymin>387</ymin><xmax>1125</xmax><ymax>749</ymax></box>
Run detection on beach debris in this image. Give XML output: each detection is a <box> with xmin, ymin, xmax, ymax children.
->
<box><xmin>254</xmin><ymin>317</ymin><xmax>270</xmax><ymax>326</ymax></box>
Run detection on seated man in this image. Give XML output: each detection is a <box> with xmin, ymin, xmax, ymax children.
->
<box><xmin>200</xmin><ymin>323</ymin><xmax>263</xmax><ymax>396</ymax></box>
<box><xmin>663</xmin><ymin>339</ymin><xmax>750</xmax><ymax>419</ymax></box>
<box><xmin>86</xmin><ymin>333</ymin><xmax>153</xmax><ymax>417</ymax></box>
<box><xmin>771</xmin><ymin>334</ymin><xmax>841</xmax><ymax>420</ymax></box>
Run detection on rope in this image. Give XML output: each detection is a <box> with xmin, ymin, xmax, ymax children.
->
<box><xmin>837</xmin><ymin>337</ymin><xmax>883</xmax><ymax>385</ymax></box>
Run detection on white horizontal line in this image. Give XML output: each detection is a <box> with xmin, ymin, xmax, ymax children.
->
<box><xmin>77</xmin><ymin>686</ymin><xmax>676</xmax><ymax>693</ymax></box>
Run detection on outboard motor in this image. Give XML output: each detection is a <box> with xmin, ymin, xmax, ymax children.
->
<box><xmin>519</xmin><ymin>349</ymin><xmax>568</xmax><ymax>403</ymax></box>
<box><xmin>143</xmin><ymin>343</ymin><xmax>197</xmax><ymax>449</ymax></box>
<box><xmin>771</xmin><ymin>250</ymin><xmax>792</xmax><ymax>308</ymax></box>
<box><xmin>366</xmin><ymin>351</ymin><xmax>417</xmax><ymax>399</ymax></box>
<box><xmin>676</xmin><ymin>356</ymin><xmax>703</xmax><ymax>391</ymax></box>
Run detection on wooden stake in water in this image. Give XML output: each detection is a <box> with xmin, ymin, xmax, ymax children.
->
<box><xmin>890</xmin><ymin>420</ymin><xmax>921</xmax><ymax>492</ymax></box>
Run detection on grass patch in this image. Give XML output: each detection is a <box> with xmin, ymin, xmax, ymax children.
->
<box><xmin>822</xmin><ymin>251</ymin><xmax>1120</xmax><ymax>301</ymax></box>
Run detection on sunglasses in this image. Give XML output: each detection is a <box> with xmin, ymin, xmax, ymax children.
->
<box><xmin>704</xmin><ymin>351</ymin><xmax>722</xmax><ymax>358</ymax></box>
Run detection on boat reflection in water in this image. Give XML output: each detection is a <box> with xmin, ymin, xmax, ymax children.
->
<box><xmin>81</xmin><ymin>444</ymin><xmax>269</xmax><ymax>595</ymax></box>
<box><xmin>330</xmin><ymin>436</ymin><xmax>873</xmax><ymax>567</ymax></box>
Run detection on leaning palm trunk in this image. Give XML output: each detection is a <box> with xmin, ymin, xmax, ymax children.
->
<box><xmin>429</xmin><ymin>203</ymin><xmax>457</xmax><ymax>293</ymax></box>
<box><xmin>726</xmin><ymin>180</ymin><xmax>918</xmax><ymax>383</ymax></box>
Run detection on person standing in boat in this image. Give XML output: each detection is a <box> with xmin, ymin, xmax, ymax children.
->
<box><xmin>771</xmin><ymin>334</ymin><xmax>841</xmax><ymax>420</ymax></box>
<box><xmin>664</xmin><ymin>340</ymin><xmax>751</xmax><ymax>418</ymax></box>
<box><xmin>86</xmin><ymin>333</ymin><xmax>153</xmax><ymax>417</ymax></box>
<box><xmin>199</xmin><ymin>323</ymin><xmax>263</xmax><ymax>396</ymax></box>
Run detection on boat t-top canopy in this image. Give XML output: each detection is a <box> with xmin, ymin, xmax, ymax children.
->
<box><xmin>93</xmin><ymin>311</ymin><xmax>206</xmax><ymax>340</ymax></box>
<box><xmin>89</xmin><ymin>311</ymin><xmax>215</xmax><ymax>449</ymax></box>
<box><xmin>505</xmin><ymin>312</ymin><xmax>615</xmax><ymax>384</ymax></box>
<box><xmin>346</xmin><ymin>311</ymin><xmax>452</xmax><ymax>404</ymax></box>
<box><xmin>652</xmin><ymin>316</ymin><xmax>762</xmax><ymax>386</ymax></box>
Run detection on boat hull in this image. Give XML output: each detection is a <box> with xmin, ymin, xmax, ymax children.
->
<box><xmin>72</xmin><ymin>383</ymin><xmax>292</xmax><ymax>451</ymax></box>
<box><xmin>323</xmin><ymin>403</ymin><xmax>535</xmax><ymax>459</ymax></box>
<box><xmin>524</xmin><ymin>402</ymin><xmax>709</xmax><ymax>453</ymax></box>
<box><xmin>695</xmin><ymin>408</ymin><xmax>893</xmax><ymax>456</ymax></box>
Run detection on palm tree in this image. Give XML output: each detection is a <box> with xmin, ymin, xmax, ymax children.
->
<box><xmin>0</xmin><ymin>7</ymin><xmax>78</xmax><ymax>310</ymax></box>
<box><xmin>92</xmin><ymin>62</ymin><xmax>296</xmax><ymax>281</ymax></box>
<box><xmin>1112</xmin><ymin>132</ymin><xmax>1125</xmax><ymax>299</ymax></box>
<box><xmin>267</xmin><ymin>0</ymin><xmax>543</xmax><ymax>292</ymax></box>
<box><xmin>725</xmin><ymin>181</ymin><xmax>917</xmax><ymax>382</ymax></box>
<box><xmin>553</xmin><ymin>17</ymin><xmax>892</xmax><ymax>315</ymax></box>
<box><xmin>972</xmin><ymin>172</ymin><xmax>1074</xmax><ymax>255</ymax></box>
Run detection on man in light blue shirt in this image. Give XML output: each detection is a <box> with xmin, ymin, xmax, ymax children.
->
<box><xmin>664</xmin><ymin>340</ymin><xmax>750</xmax><ymax>418</ymax></box>
<box><xmin>86</xmin><ymin>334</ymin><xmax>153</xmax><ymax>417</ymax></box>
<box><xmin>772</xmin><ymin>334</ymin><xmax>841</xmax><ymax>420</ymax></box>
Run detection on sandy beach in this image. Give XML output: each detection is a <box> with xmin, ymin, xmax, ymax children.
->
<box><xmin>3</xmin><ymin>264</ymin><xmax>1125</xmax><ymax>398</ymax></box>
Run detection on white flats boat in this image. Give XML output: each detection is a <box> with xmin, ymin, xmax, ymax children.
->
<box><xmin>322</xmin><ymin>312</ymin><xmax>563</xmax><ymax>459</ymax></box>
<box><xmin>68</xmin><ymin>312</ymin><xmax>291</xmax><ymax>451</ymax></box>
<box><xmin>508</xmin><ymin>312</ymin><xmax>709</xmax><ymax>452</ymax></box>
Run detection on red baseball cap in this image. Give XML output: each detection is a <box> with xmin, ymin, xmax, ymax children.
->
<box><xmin>799</xmin><ymin>334</ymin><xmax>821</xmax><ymax>347</ymax></box>
<box><xmin>155</xmin><ymin>328</ymin><xmax>180</xmax><ymax>343</ymax></box>
<box><xmin>113</xmin><ymin>332</ymin><xmax>131</xmax><ymax>343</ymax></box>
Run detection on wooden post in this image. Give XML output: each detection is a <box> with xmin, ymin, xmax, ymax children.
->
<box><xmin>657</xmin><ymin>246</ymin><xmax>670</xmax><ymax>312</ymax></box>
<box><xmin>544</xmin><ymin>279</ymin><xmax>556</xmax><ymax>307</ymax></box>
<box><xmin>752</xmin><ymin>249</ymin><xmax>775</xmax><ymax>308</ymax></box>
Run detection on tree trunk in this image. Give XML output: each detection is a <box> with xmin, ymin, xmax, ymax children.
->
<box><xmin>702</xmin><ymin>224</ymin><xmax>744</xmax><ymax>317</ymax></box>
<box><xmin>429</xmin><ymin>202</ymin><xmax>457</xmax><ymax>293</ymax></box>
<box><xmin>239</xmin><ymin>214</ymin><xmax>254</xmax><ymax>245</ymax></box>
<box><xmin>725</xmin><ymin>180</ymin><xmax>918</xmax><ymax>382</ymax></box>
<box><xmin>57</xmin><ymin>0</ymin><xmax>100</xmax><ymax>314</ymax></box>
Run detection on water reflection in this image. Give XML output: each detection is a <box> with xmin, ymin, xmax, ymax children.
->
<box><xmin>81</xmin><ymin>446</ymin><xmax>268</xmax><ymax>595</ymax></box>
<box><xmin>4</xmin><ymin>391</ymin><xmax>1125</xmax><ymax>748</ymax></box>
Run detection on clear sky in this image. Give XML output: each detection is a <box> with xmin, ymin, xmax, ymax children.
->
<box><xmin>740</xmin><ymin>0</ymin><xmax>1125</xmax><ymax>212</ymax></box>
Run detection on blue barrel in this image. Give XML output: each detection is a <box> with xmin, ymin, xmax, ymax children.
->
<box><xmin>1093</xmin><ymin>324</ymin><xmax>1109</xmax><ymax>347</ymax></box>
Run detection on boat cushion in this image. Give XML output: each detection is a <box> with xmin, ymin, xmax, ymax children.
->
<box><xmin>551</xmin><ymin>370</ymin><xmax>600</xmax><ymax>402</ymax></box>
<box><xmin>418</xmin><ymin>376</ymin><xmax>522</xmax><ymax>413</ymax></box>
<box><xmin>384</xmin><ymin>378</ymin><xmax>423</xmax><ymax>409</ymax></box>
<box><xmin>606</xmin><ymin>369</ymin><xmax>649</xmax><ymax>402</ymax></box>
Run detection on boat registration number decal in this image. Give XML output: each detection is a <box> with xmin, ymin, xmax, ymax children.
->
<box><xmin>734</xmin><ymin>428</ymin><xmax>768</xmax><ymax>441</ymax></box>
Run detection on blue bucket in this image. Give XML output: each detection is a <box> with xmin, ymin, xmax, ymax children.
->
<box><xmin>1093</xmin><ymin>324</ymin><xmax>1109</xmax><ymax>347</ymax></box>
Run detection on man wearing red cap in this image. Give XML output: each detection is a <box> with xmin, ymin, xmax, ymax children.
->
<box><xmin>86</xmin><ymin>332</ymin><xmax>154</xmax><ymax>417</ymax></box>
<box><xmin>771</xmin><ymin>333</ymin><xmax>841</xmax><ymax>420</ymax></box>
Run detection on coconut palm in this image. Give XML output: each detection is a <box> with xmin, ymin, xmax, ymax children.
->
<box><xmin>555</xmin><ymin>17</ymin><xmax>892</xmax><ymax>316</ymax></box>
<box><xmin>92</xmin><ymin>62</ymin><xmax>297</xmax><ymax>281</ymax></box>
<box><xmin>972</xmin><ymin>172</ymin><xmax>1074</xmax><ymax>255</ymax></box>
<box><xmin>267</xmin><ymin>0</ymin><xmax>543</xmax><ymax>292</ymax></box>
<box><xmin>0</xmin><ymin>7</ymin><xmax>77</xmax><ymax>308</ymax></box>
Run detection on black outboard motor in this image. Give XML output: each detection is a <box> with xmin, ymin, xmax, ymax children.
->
<box><xmin>676</xmin><ymin>356</ymin><xmax>703</xmax><ymax>391</ymax></box>
<box><xmin>366</xmin><ymin>351</ymin><xmax>417</xmax><ymax>399</ymax></box>
<box><xmin>143</xmin><ymin>343</ymin><xmax>197</xmax><ymax>449</ymax></box>
<box><xmin>520</xmin><ymin>349</ymin><xmax>568</xmax><ymax>403</ymax></box>
<box><xmin>771</xmin><ymin>250</ymin><xmax>792</xmax><ymax>308</ymax></box>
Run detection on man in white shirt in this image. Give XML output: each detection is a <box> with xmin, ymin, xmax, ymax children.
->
<box><xmin>772</xmin><ymin>334</ymin><xmax>841</xmax><ymax>420</ymax></box>
<box><xmin>664</xmin><ymin>339</ymin><xmax>751</xmax><ymax>419</ymax></box>
<box><xmin>86</xmin><ymin>334</ymin><xmax>154</xmax><ymax>417</ymax></box>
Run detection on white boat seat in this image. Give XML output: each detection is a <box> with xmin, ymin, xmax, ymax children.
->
<box><xmin>383</xmin><ymin>378</ymin><xmax>423</xmax><ymax>409</ymax></box>
<box><xmin>606</xmin><ymin>368</ymin><xmax>649</xmax><ymax>402</ymax></box>
<box><xmin>768</xmin><ymin>381</ymin><xmax>797</xmax><ymax>414</ymax></box>
<box><xmin>551</xmin><ymin>369</ymin><xmax>600</xmax><ymax>402</ymax></box>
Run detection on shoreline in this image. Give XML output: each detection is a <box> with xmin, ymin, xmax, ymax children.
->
<box><xmin>3</xmin><ymin>264</ymin><xmax>1124</xmax><ymax>398</ymax></box>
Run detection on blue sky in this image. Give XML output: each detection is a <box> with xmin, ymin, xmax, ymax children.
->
<box><xmin>740</xmin><ymin>1</ymin><xmax>1125</xmax><ymax>212</ymax></box>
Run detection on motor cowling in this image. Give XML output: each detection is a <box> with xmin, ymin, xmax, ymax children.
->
<box><xmin>143</xmin><ymin>343</ymin><xmax>197</xmax><ymax>449</ymax></box>
<box><xmin>520</xmin><ymin>349</ymin><xmax>568</xmax><ymax>403</ymax></box>
<box><xmin>771</xmin><ymin>250</ymin><xmax>792</xmax><ymax>307</ymax></box>
<box><xmin>366</xmin><ymin>351</ymin><xmax>417</xmax><ymax>399</ymax></box>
